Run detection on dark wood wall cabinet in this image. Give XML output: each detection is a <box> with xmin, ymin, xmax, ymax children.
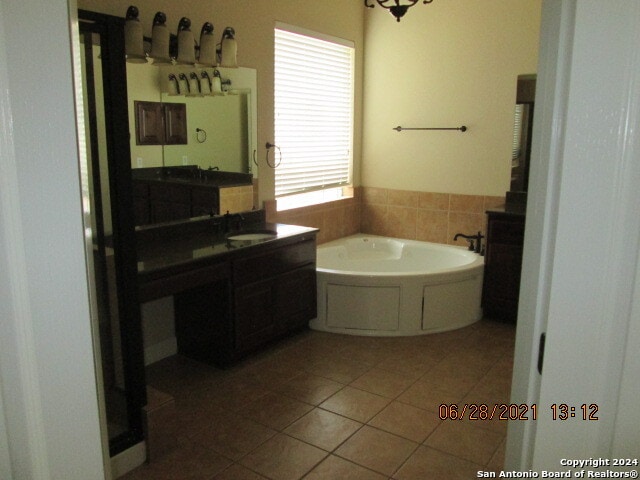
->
<box><xmin>135</xmin><ymin>101</ymin><xmax>187</xmax><ymax>146</ymax></box>
<box><xmin>482</xmin><ymin>208</ymin><xmax>525</xmax><ymax>322</ymax></box>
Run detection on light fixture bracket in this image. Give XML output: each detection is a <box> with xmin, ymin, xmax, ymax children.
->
<box><xmin>364</xmin><ymin>0</ymin><xmax>434</xmax><ymax>22</ymax></box>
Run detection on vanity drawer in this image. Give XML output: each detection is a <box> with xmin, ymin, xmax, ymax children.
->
<box><xmin>232</xmin><ymin>238</ymin><xmax>316</xmax><ymax>286</ymax></box>
<box><xmin>139</xmin><ymin>260</ymin><xmax>230</xmax><ymax>302</ymax></box>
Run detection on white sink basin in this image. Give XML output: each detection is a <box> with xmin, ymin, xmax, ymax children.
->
<box><xmin>227</xmin><ymin>231</ymin><xmax>277</xmax><ymax>241</ymax></box>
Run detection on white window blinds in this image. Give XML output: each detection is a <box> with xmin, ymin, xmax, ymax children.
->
<box><xmin>274</xmin><ymin>26</ymin><xmax>354</xmax><ymax>198</ymax></box>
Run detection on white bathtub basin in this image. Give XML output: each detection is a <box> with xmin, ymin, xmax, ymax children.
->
<box><xmin>311</xmin><ymin>234</ymin><xmax>484</xmax><ymax>336</ymax></box>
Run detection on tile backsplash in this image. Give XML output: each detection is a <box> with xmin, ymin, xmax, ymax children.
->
<box><xmin>361</xmin><ymin>187</ymin><xmax>504</xmax><ymax>247</ymax></box>
<box><xmin>265</xmin><ymin>188</ymin><xmax>361</xmax><ymax>245</ymax></box>
<box><xmin>266</xmin><ymin>187</ymin><xmax>504</xmax><ymax>246</ymax></box>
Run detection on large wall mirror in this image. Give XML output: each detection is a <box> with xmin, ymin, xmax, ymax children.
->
<box><xmin>126</xmin><ymin>63</ymin><xmax>258</xmax><ymax>176</ymax></box>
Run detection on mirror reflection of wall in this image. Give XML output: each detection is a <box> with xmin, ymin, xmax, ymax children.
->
<box><xmin>162</xmin><ymin>92</ymin><xmax>248</xmax><ymax>171</ymax></box>
<box><xmin>126</xmin><ymin>63</ymin><xmax>256</xmax><ymax>175</ymax></box>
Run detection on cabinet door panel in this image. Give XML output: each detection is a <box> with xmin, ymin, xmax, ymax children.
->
<box><xmin>273</xmin><ymin>266</ymin><xmax>317</xmax><ymax>331</ymax></box>
<box><xmin>135</xmin><ymin>101</ymin><xmax>164</xmax><ymax>145</ymax></box>
<box><xmin>174</xmin><ymin>279</ymin><xmax>231</xmax><ymax>364</ymax></box>
<box><xmin>482</xmin><ymin>212</ymin><xmax>525</xmax><ymax>322</ymax></box>
<box><xmin>235</xmin><ymin>282</ymin><xmax>276</xmax><ymax>353</ymax></box>
<box><xmin>164</xmin><ymin>103</ymin><xmax>187</xmax><ymax>145</ymax></box>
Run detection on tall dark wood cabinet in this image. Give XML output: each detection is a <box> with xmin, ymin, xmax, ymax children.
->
<box><xmin>483</xmin><ymin>74</ymin><xmax>535</xmax><ymax>323</ymax></box>
<box><xmin>482</xmin><ymin>207</ymin><xmax>526</xmax><ymax>322</ymax></box>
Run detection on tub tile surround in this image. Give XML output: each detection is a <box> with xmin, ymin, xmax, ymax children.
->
<box><xmin>265</xmin><ymin>187</ymin><xmax>504</xmax><ymax>247</ymax></box>
<box><xmin>219</xmin><ymin>185</ymin><xmax>255</xmax><ymax>214</ymax></box>
<box><xmin>361</xmin><ymin>187</ymin><xmax>505</xmax><ymax>247</ymax></box>
<box><xmin>121</xmin><ymin>320</ymin><xmax>515</xmax><ymax>479</ymax></box>
<box><xmin>265</xmin><ymin>187</ymin><xmax>361</xmax><ymax>245</ymax></box>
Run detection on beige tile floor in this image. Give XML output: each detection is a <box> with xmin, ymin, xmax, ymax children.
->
<box><xmin>122</xmin><ymin>319</ymin><xmax>515</xmax><ymax>479</ymax></box>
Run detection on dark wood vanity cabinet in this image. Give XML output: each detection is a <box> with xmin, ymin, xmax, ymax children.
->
<box><xmin>482</xmin><ymin>209</ymin><xmax>525</xmax><ymax>322</ymax></box>
<box><xmin>232</xmin><ymin>239</ymin><xmax>317</xmax><ymax>355</ymax></box>
<box><xmin>173</xmin><ymin>235</ymin><xmax>317</xmax><ymax>366</ymax></box>
<box><xmin>131</xmin><ymin>168</ymin><xmax>253</xmax><ymax>226</ymax></box>
<box><xmin>132</xmin><ymin>180</ymin><xmax>220</xmax><ymax>225</ymax></box>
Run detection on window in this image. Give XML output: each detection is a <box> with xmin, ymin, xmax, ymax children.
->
<box><xmin>512</xmin><ymin>104</ymin><xmax>524</xmax><ymax>166</ymax></box>
<box><xmin>274</xmin><ymin>24</ymin><xmax>354</xmax><ymax>209</ymax></box>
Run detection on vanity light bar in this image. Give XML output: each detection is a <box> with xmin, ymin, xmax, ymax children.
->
<box><xmin>164</xmin><ymin>68</ymin><xmax>232</xmax><ymax>97</ymax></box>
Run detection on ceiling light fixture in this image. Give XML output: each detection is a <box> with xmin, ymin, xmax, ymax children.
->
<box><xmin>364</xmin><ymin>0</ymin><xmax>434</xmax><ymax>22</ymax></box>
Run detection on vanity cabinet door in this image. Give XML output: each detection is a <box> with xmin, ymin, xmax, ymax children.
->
<box><xmin>273</xmin><ymin>265</ymin><xmax>317</xmax><ymax>333</ymax></box>
<box><xmin>482</xmin><ymin>211</ymin><xmax>525</xmax><ymax>322</ymax></box>
<box><xmin>174</xmin><ymin>275</ymin><xmax>232</xmax><ymax>366</ymax></box>
<box><xmin>234</xmin><ymin>281</ymin><xmax>276</xmax><ymax>354</ymax></box>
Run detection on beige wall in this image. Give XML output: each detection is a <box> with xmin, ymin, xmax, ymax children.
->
<box><xmin>78</xmin><ymin>0</ymin><xmax>540</xmax><ymax>242</ymax></box>
<box><xmin>360</xmin><ymin>187</ymin><xmax>504</xmax><ymax>247</ymax></box>
<box><xmin>362</xmin><ymin>0</ymin><xmax>541</xmax><ymax>196</ymax></box>
<box><xmin>77</xmin><ymin>0</ymin><xmax>365</xmax><ymax>205</ymax></box>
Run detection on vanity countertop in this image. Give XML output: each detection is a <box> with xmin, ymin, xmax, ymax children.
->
<box><xmin>132</xmin><ymin>166</ymin><xmax>253</xmax><ymax>188</ymax></box>
<box><xmin>137</xmin><ymin>221</ymin><xmax>318</xmax><ymax>279</ymax></box>
<box><xmin>486</xmin><ymin>204</ymin><xmax>526</xmax><ymax>216</ymax></box>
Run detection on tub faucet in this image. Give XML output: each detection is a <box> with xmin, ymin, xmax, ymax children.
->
<box><xmin>453</xmin><ymin>232</ymin><xmax>484</xmax><ymax>255</ymax></box>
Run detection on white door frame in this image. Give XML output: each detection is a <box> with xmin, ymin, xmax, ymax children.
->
<box><xmin>508</xmin><ymin>0</ymin><xmax>640</xmax><ymax>468</ymax></box>
<box><xmin>0</xmin><ymin>0</ymin><xmax>107</xmax><ymax>478</ymax></box>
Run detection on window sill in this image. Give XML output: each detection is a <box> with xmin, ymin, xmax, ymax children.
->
<box><xmin>276</xmin><ymin>186</ymin><xmax>353</xmax><ymax>211</ymax></box>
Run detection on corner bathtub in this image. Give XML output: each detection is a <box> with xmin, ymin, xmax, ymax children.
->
<box><xmin>310</xmin><ymin>234</ymin><xmax>484</xmax><ymax>336</ymax></box>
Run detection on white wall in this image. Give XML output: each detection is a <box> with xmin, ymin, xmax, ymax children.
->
<box><xmin>362</xmin><ymin>0</ymin><xmax>541</xmax><ymax>196</ymax></box>
<box><xmin>0</xmin><ymin>0</ymin><xmax>106</xmax><ymax>478</ymax></box>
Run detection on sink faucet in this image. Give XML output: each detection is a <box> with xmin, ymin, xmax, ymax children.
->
<box><xmin>453</xmin><ymin>231</ymin><xmax>485</xmax><ymax>255</ymax></box>
<box><xmin>223</xmin><ymin>211</ymin><xmax>245</xmax><ymax>233</ymax></box>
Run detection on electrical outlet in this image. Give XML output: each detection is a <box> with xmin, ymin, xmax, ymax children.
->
<box><xmin>182</xmin><ymin>156</ymin><xmax>188</xmax><ymax>165</ymax></box>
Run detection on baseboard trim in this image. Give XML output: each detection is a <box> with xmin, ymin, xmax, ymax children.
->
<box><xmin>144</xmin><ymin>337</ymin><xmax>177</xmax><ymax>366</ymax></box>
<box><xmin>110</xmin><ymin>441</ymin><xmax>146</xmax><ymax>478</ymax></box>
